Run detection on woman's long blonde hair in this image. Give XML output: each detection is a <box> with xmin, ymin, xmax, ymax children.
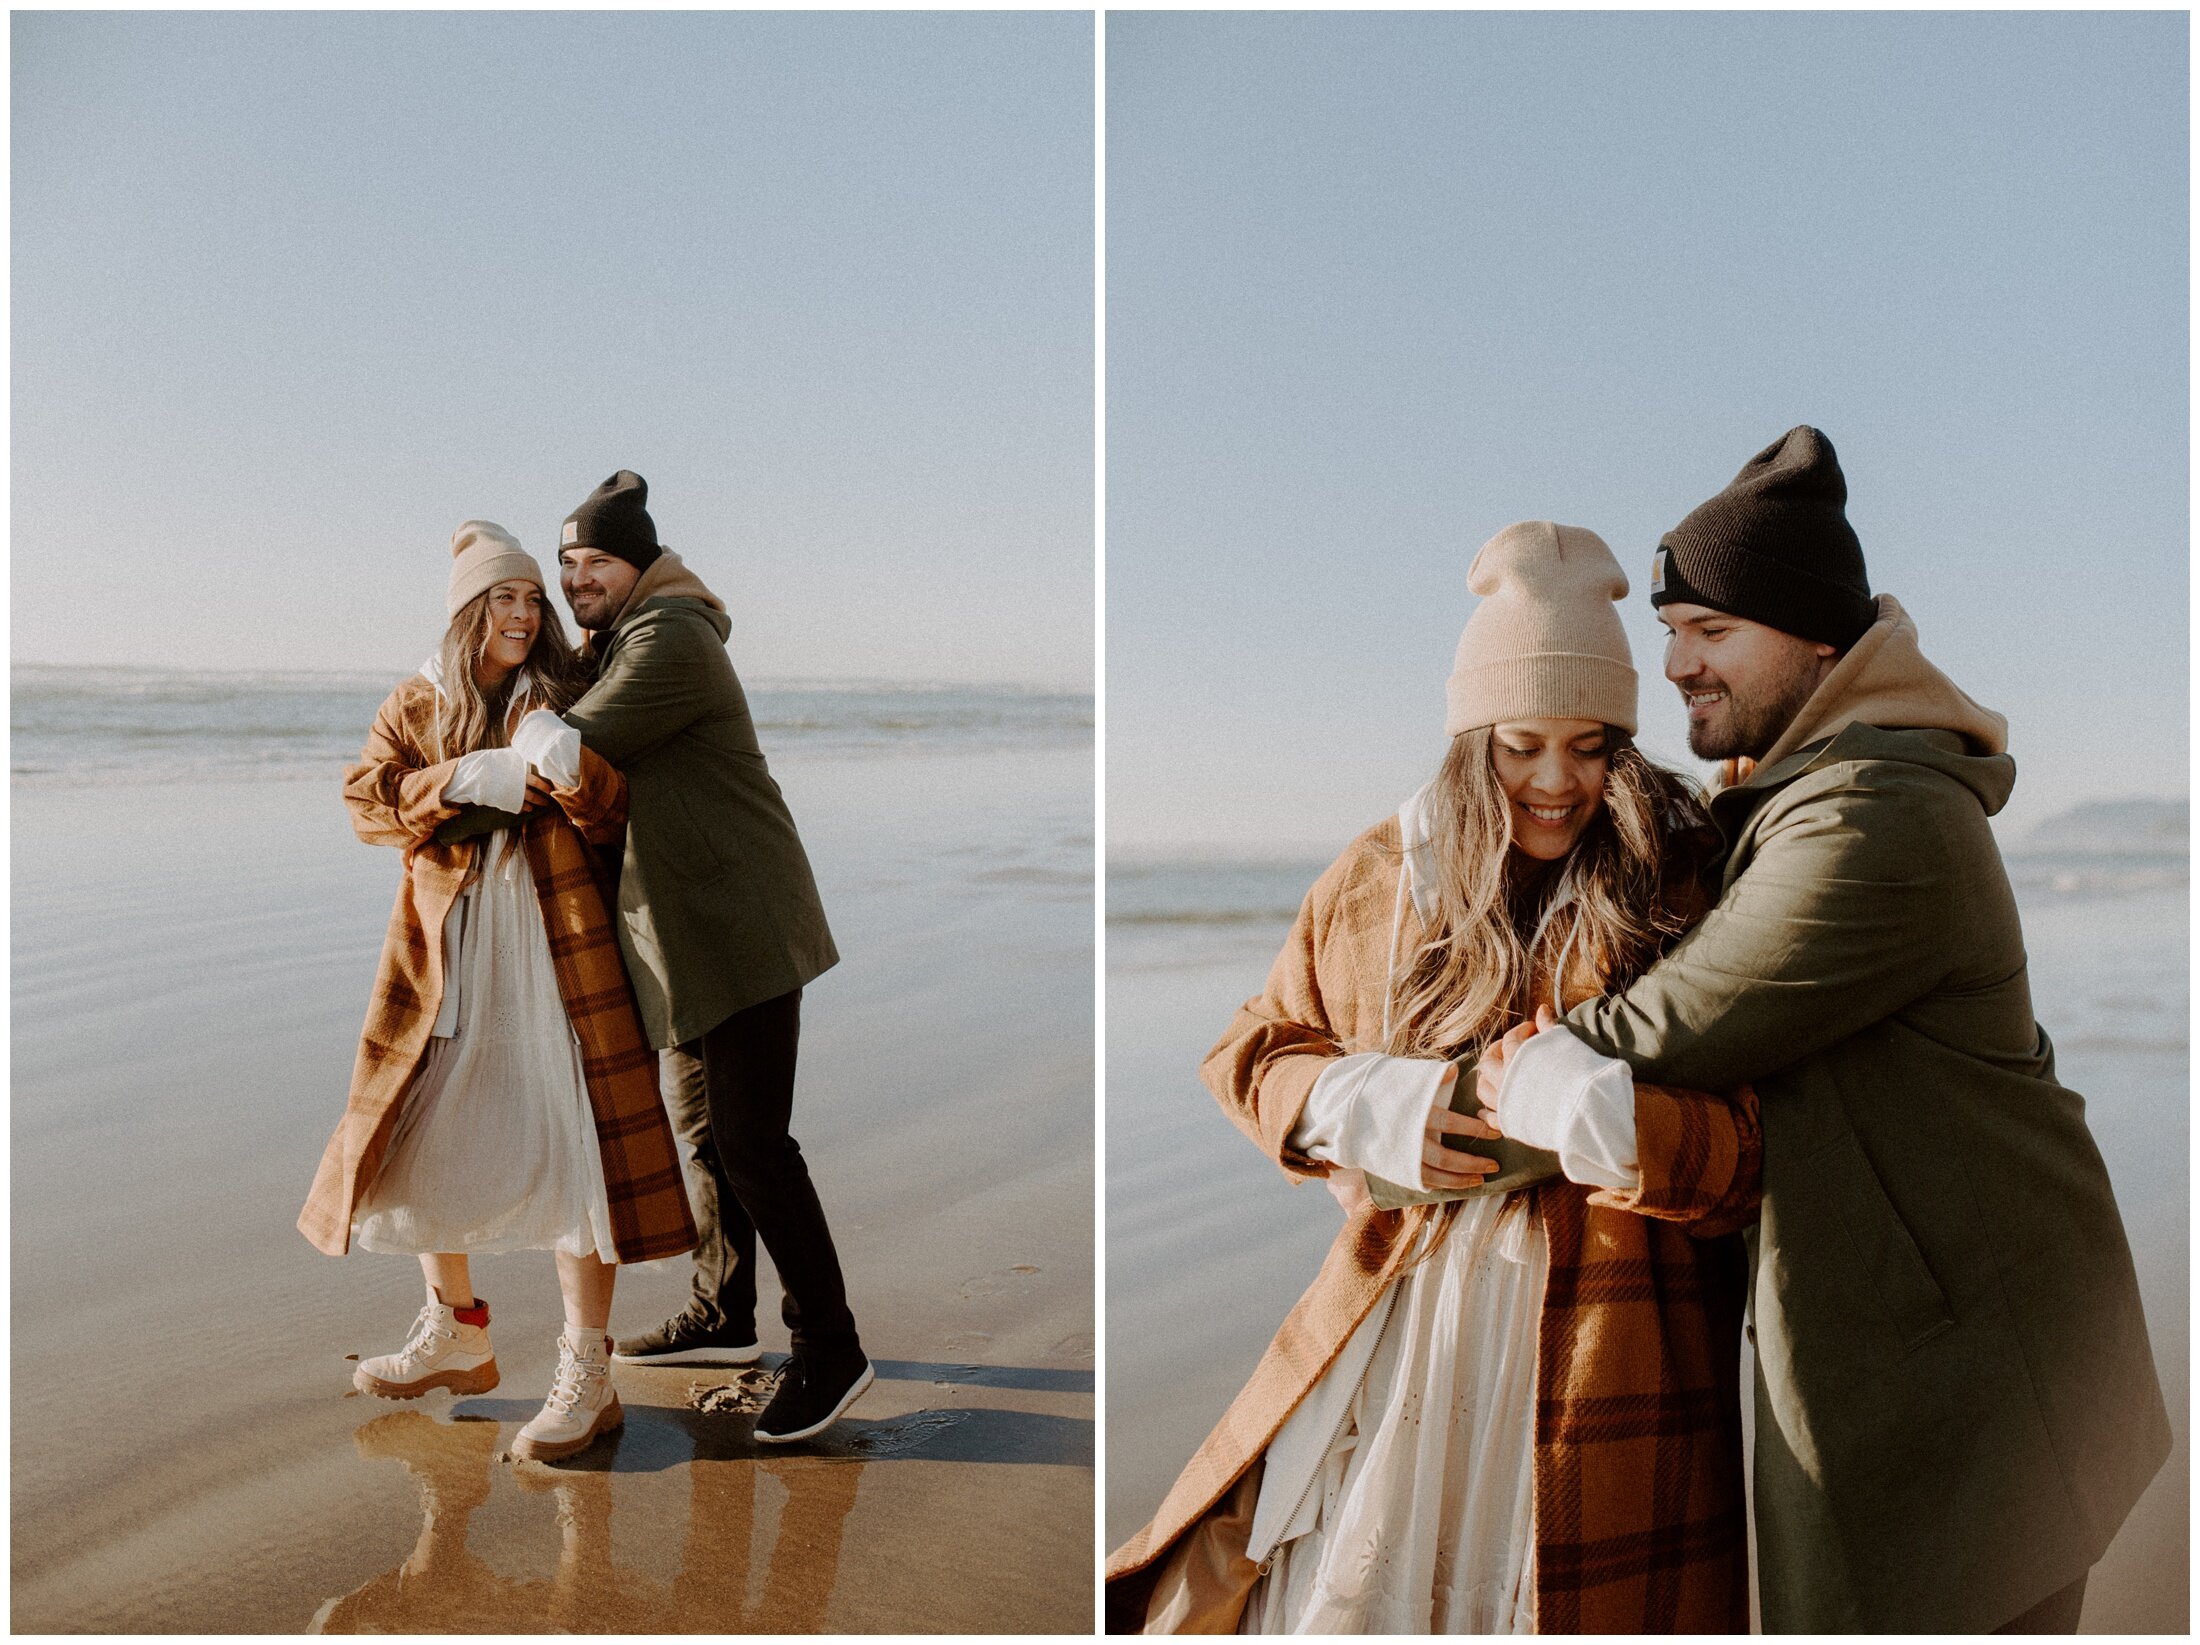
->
<box><xmin>1383</xmin><ymin>725</ymin><xmax>1706</xmax><ymax>1060</ymax></box>
<box><xmin>429</xmin><ymin>584</ymin><xmax>590</xmax><ymax>762</ymax></box>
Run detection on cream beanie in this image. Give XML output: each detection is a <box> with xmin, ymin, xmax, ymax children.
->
<box><xmin>1444</xmin><ymin>521</ymin><xmax>1638</xmax><ymax>736</ymax></box>
<box><xmin>446</xmin><ymin>520</ymin><xmax>543</xmax><ymax>617</ymax></box>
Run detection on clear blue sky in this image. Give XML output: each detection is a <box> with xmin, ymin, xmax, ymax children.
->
<box><xmin>15</xmin><ymin>11</ymin><xmax>1093</xmax><ymax>688</ymax></box>
<box><xmin>1108</xmin><ymin>11</ymin><xmax>2187</xmax><ymax>847</ymax></box>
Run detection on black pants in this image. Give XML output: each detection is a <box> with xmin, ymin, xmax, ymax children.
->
<box><xmin>664</xmin><ymin>987</ymin><xmax>860</xmax><ymax>1355</ymax></box>
<box><xmin>1993</xmin><ymin>1571</ymin><xmax>2088</xmax><ymax>1634</ymax></box>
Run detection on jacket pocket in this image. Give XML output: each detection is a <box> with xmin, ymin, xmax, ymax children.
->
<box><xmin>1814</xmin><ymin>1132</ymin><xmax>1955</xmax><ymax>1353</ymax></box>
<box><xmin>671</xmin><ymin>787</ymin><xmax>734</xmax><ymax>880</ymax></box>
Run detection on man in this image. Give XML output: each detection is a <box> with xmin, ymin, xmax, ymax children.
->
<box><xmin>516</xmin><ymin>469</ymin><xmax>870</xmax><ymax>1444</ymax></box>
<box><xmin>1480</xmin><ymin>428</ymin><xmax>2167</xmax><ymax>1633</ymax></box>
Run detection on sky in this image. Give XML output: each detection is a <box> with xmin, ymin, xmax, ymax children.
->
<box><xmin>1107</xmin><ymin>11</ymin><xmax>2187</xmax><ymax>848</ymax></box>
<box><xmin>14</xmin><ymin>11</ymin><xmax>1093</xmax><ymax>689</ymax></box>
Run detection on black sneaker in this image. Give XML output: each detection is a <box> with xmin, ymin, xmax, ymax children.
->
<box><xmin>752</xmin><ymin>1348</ymin><xmax>875</xmax><ymax>1443</ymax></box>
<box><xmin>610</xmin><ymin>1309</ymin><xmax>761</xmax><ymax>1367</ymax></box>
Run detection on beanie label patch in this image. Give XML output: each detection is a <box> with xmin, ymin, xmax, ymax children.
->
<box><xmin>1650</xmin><ymin>549</ymin><xmax>1667</xmax><ymax>595</ymax></box>
<box><xmin>562</xmin><ymin>521</ymin><xmax>579</xmax><ymax>546</ymax></box>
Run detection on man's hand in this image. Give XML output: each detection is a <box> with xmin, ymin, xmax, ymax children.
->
<box><xmin>1422</xmin><ymin>1098</ymin><xmax>1504</xmax><ymax>1192</ymax></box>
<box><xmin>1475</xmin><ymin>1004</ymin><xmax>1558</xmax><ymax>1120</ymax></box>
<box><xmin>1324</xmin><ymin>1167</ymin><xmax>1373</xmax><ymax>1218</ymax></box>
<box><xmin>519</xmin><ymin>772</ymin><xmax>556</xmax><ymax>812</ymax></box>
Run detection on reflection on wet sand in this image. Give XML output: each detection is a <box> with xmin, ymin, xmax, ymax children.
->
<box><xmin>312</xmin><ymin>1360</ymin><xmax>1091</xmax><ymax>1634</ymax></box>
<box><xmin>311</xmin><ymin>1413</ymin><xmax>514</xmax><ymax>1633</ymax></box>
<box><xmin>313</xmin><ymin>1405</ymin><xmax>859</xmax><ymax>1633</ymax></box>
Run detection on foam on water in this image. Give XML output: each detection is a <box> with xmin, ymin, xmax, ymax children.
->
<box><xmin>11</xmin><ymin>664</ymin><xmax>1092</xmax><ymax>787</ymax></box>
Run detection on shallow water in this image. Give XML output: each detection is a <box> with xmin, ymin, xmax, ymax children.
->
<box><xmin>1105</xmin><ymin>849</ymin><xmax>2188</xmax><ymax>1633</ymax></box>
<box><xmin>10</xmin><ymin>663</ymin><xmax>1091</xmax><ymax>787</ymax></box>
<box><xmin>12</xmin><ymin>717</ymin><xmax>1095</xmax><ymax>1632</ymax></box>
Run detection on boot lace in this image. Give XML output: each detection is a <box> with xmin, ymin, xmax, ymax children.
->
<box><xmin>390</xmin><ymin>1304</ymin><xmax>453</xmax><ymax>1372</ymax></box>
<box><xmin>544</xmin><ymin>1335</ymin><xmax>606</xmax><ymax>1416</ymax></box>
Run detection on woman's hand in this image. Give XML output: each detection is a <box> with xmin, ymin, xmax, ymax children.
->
<box><xmin>1324</xmin><ymin>1167</ymin><xmax>1373</xmax><ymax>1217</ymax></box>
<box><xmin>1476</xmin><ymin>1004</ymin><xmax>1559</xmax><ymax>1119</ymax></box>
<box><xmin>1422</xmin><ymin>1088</ymin><xmax>1505</xmax><ymax>1192</ymax></box>
<box><xmin>519</xmin><ymin>772</ymin><xmax>556</xmax><ymax>812</ymax></box>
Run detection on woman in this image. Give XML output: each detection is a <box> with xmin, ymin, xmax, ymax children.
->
<box><xmin>1105</xmin><ymin>522</ymin><xmax>1762</xmax><ymax>1633</ymax></box>
<box><xmin>298</xmin><ymin>520</ymin><xmax>697</xmax><ymax>1463</ymax></box>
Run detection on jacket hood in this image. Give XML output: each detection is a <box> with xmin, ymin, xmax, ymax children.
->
<box><xmin>1734</xmin><ymin>594</ymin><xmax>2015</xmax><ymax>816</ymax></box>
<box><xmin>1756</xmin><ymin>594</ymin><xmax>2007</xmax><ymax>769</ymax></box>
<box><xmin>1397</xmin><ymin>782</ymin><xmax>1442</xmax><ymax>926</ymax></box>
<box><xmin>1395</xmin><ymin>780</ymin><xmax>1583</xmax><ymax>934</ymax></box>
<box><xmin>591</xmin><ymin>549</ymin><xmax>730</xmax><ymax>650</ymax></box>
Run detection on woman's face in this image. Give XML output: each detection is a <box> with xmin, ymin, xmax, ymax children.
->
<box><xmin>475</xmin><ymin>579</ymin><xmax>544</xmax><ymax>684</ymax></box>
<box><xmin>1490</xmin><ymin>717</ymin><xmax>1612</xmax><ymax>862</ymax></box>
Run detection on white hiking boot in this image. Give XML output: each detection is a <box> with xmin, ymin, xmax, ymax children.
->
<box><xmin>513</xmin><ymin>1331</ymin><xmax>624</xmax><ymax>1463</ymax></box>
<box><xmin>354</xmin><ymin>1295</ymin><xmax>499</xmax><ymax>1399</ymax></box>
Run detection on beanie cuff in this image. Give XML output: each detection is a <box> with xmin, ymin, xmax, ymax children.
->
<box><xmin>1445</xmin><ymin>653</ymin><xmax>1638</xmax><ymax>737</ymax></box>
<box><xmin>449</xmin><ymin>548</ymin><xmax>544</xmax><ymax>617</ymax></box>
<box><xmin>1653</xmin><ymin>531</ymin><xmax>1875</xmax><ymax>650</ymax></box>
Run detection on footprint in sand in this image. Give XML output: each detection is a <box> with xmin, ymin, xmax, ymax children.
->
<box><xmin>956</xmin><ymin>1262</ymin><xmax>1042</xmax><ymax>1300</ymax></box>
<box><xmin>842</xmin><ymin>1409</ymin><xmax>967</xmax><ymax>1457</ymax></box>
<box><xmin>685</xmin><ymin>1368</ymin><xmax>776</xmax><ymax>1416</ymax></box>
<box><xmin>1048</xmin><ymin>1330</ymin><xmax>1095</xmax><ymax>1366</ymax></box>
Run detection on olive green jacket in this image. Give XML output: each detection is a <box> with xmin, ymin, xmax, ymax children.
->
<box><xmin>1561</xmin><ymin>598</ymin><xmax>2167</xmax><ymax>1633</ymax></box>
<box><xmin>563</xmin><ymin>551</ymin><xmax>838</xmax><ymax>1048</ymax></box>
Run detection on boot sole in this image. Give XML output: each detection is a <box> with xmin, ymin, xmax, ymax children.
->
<box><xmin>353</xmin><ymin>1358</ymin><xmax>501</xmax><ymax>1400</ymax></box>
<box><xmin>610</xmin><ymin>1344</ymin><xmax>762</xmax><ymax>1367</ymax></box>
<box><xmin>754</xmin><ymin>1364</ymin><xmax>876</xmax><ymax>1444</ymax></box>
<box><xmin>512</xmin><ymin>1390</ymin><xmax>625</xmax><ymax>1462</ymax></box>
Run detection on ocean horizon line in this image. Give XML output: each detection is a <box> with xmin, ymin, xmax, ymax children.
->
<box><xmin>11</xmin><ymin>660</ymin><xmax>1093</xmax><ymax>699</ymax></box>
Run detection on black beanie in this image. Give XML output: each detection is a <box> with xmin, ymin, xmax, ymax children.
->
<box><xmin>1650</xmin><ymin>427</ymin><xmax>1875</xmax><ymax>649</ymax></box>
<box><xmin>560</xmin><ymin>470</ymin><xmax>662</xmax><ymax>572</ymax></box>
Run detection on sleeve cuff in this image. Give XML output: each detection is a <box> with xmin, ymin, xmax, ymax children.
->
<box><xmin>511</xmin><ymin>710</ymin><xmax>582</xmax><ymax>788</ymax></box>
<box><xmin>442</xmin><ymin>747</ymin><xmax>528</xmax><ymax>811</ymax></box>
<box><xmin>1290</xmin><ymin>1052</ymin><xmax>1452</xmax><ymax>1190</ymax></box>
<box><xmin>1499</xmin><ymin>1027</ymin><xmax>1640</xmax><ymax>1190</ymax></box>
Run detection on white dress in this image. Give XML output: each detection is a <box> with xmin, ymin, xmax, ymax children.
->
<box><xmin>1244</xmin><ymin>1197</ymin><xmax>1547</xmax><ymax>1634</ymax></box>
<box><xmin>351</xmin><ymin>668</ymin><xmax>620</xmax><ymax>1259</ymax></box>
<box><xmin>1236</xmin><ymin>784</ymin><xmax>1646</xmax><ymax>1634</ymax></box>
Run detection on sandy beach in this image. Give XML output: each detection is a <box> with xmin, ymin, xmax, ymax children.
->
<box><xmin>13</xmin><ymin>682</ymin><xmax>1093</xmax><ymax>1633</ymax></box>
<box><xmin>1106</xmin><ymin>850</ymin><xmax>2187</xmax><ymax>1633</ymax></box>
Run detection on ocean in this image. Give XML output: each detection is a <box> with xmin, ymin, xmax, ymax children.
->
<box><xmin>11</xmin><ymin>662</ymin><xmax>1092</xmax><ymax>787</ymax></box>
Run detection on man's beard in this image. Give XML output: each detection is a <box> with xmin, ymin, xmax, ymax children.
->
<box><xmin>565</xmin><ymin>589</ymin><xmax>617</xmax><ymax>631</ymax></box>
<box><xmin>1684</xmin><ymin>659</ymin><xmax>1826</xmax><ymax>761</ymax></box>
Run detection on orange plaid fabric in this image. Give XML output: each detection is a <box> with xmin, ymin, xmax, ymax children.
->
<box><xmin>1107</xmin><ymin>818</ymin><xmax>1757</xmax><ymax>1634</ymax></box>
<box><xmin>299</xmin><ymin>677</ymin><xmax>696</xmax><ymax>1264</ymax></box>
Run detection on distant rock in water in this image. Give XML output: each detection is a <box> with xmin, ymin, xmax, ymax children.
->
<box><xmin>2020</xmin><ymin>798</ymin><xmax>2187</xmax><ymax>856</ymax></box>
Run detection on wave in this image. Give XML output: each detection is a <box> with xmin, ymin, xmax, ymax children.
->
<box><xmin>1113</xmin><ymin>845</ymin><xmax>2189</xmax><ymax>928</ymax></box>
<box><xmin>2002</xmin><ymin>851</ymin><xmax>2187</xmax><ymax>899</ymax></box>
<box><xmin>1107</xmin><ymin>858</ymin><xmax>1327</xmax><ymax>928</ymax></box>
<box><xmin>12</xmin><ymin>664</ymin><xmax>1091</xmax><ymax>788</ymax></box>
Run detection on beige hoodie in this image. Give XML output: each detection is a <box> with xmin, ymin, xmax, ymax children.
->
<box><xmin>1750</xmin><ymin>593</ymin><xmax>2007</xmax><ymax>775</ymax></box>
<box><xmin>582</xmin><ymin>549</ymin><xmax>727</xmax><ymax>661</ymax></box>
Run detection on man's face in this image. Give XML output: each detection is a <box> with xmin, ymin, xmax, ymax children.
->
<box><xmin>1659</xmin><ymin>602</ymin><xmax>1839</xmax><ymax>761</ymax></box>
<box><xmin>559</xmin><ymin>548</ymin><xmax>641</xmax><ymax>631</ymax></box>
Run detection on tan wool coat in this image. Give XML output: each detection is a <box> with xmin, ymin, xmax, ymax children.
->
<box><xmin>1106</xmin><ymin>819</ymin><xmax>1761</xmax><ymax>1634</ymax></box>
<box><xmin>298</xmin><ymin>675</ymin><xmax>698</xmax><ymax>1265</ymax></box>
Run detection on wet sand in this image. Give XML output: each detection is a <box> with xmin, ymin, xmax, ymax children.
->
<box><xmin>14</xmin><ymin>743</ymin><xmax>1093</xmax><ymax>1633</ymax></box>
<box><xmin>1105</xmin><ymin>885</ymin><xmax>2188</xmax><ymax>1633</ymax></box>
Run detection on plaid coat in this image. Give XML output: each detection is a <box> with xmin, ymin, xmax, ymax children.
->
<box><xmin>298</xmin><ymin>675</ymin><xmax>698</xmax><ymax>1265</ymax></box>
<box><xmin>1105</xmin><ymin>818</ymin><xmax>1760</xmax><ymax>1633</ymax></box>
